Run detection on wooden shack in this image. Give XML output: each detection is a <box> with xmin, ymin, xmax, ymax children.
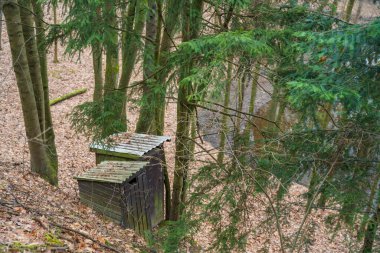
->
<box><xmin>88</xmin><ymin>133</ymin><xmax>171</xmax><ymax>230</ymax></box>
<box><xmin>75</xmin><ymin>161</ymin><xmax>155</xmax><ymax>234</ymax></box>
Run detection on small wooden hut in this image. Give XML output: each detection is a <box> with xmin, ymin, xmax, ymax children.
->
<box><xmin>75</xmin><ymin>161</ymin><xmax>156</xmax><ymax>233</ymax></box>
<box><xmin>86</xmin><ymin>133</ymin><xmax>170</xmax><ymax>231</ymax></box>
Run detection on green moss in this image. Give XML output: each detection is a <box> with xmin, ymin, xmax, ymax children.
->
<box><xmin>44</xmin><ymin>232</ymin><xmax>64</xmax><ymax>247</ymax></box>
<box><xmin>49</xmin><ymin>88</ymin><xmax>87</xmax><ymax>106</ymax></box>
<box><xmin>0</xmin><ymin>242</ymin><xmax>47</xmax><ymax>252</ymax></box>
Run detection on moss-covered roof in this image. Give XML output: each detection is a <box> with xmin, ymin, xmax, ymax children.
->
<box><xmin>74</xmin><ymin>161</ymin><xmax>148</xmax><ymax>184</ymax></box>
<box><xmin>89</xmin><ymin>133</ymin><xmax>171</xmax><ymax>159</ymax></box>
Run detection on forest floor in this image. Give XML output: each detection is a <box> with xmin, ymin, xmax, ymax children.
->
<box><xmin>0</xmin><ymin>2</ymin><xmax>379</xmax><ymax>253</ymax></box>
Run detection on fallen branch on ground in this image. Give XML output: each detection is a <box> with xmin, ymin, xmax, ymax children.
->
<box><xmin>9</xmin><ymin>190</ymin><xmax>123</xmax><ymax>253</ymax></box>
<box><xmin>49</xmin><ymin>221</ymin><xmax>123</xmax><ymax>253</ymax></box>
<box><xmin>49</xmin><ymin>88</ymin><xmax>87</xmax><ymax>106</ymax></box>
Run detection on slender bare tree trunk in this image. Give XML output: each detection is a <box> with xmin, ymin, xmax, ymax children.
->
<box><xmin>266</xmin><ymin>84</ymin><xmax>284</xmax><ymax>135</ymax></box>
<box><xmin>19</xmin><ymin>0</ymin><xmax>45</xmax><ymax>134</ymax></box>
<box><xmin>344</xmin><ymin>0</ymin><xmax>356</xmax><ymax>22</ymax></box>
<box><xmin>0</xmin><ymin>1</ymin><xmax>3</xmax><ymax>51</ymax></box>
<box><xmin>136</xmin><ymin>0</ymin><xmax>158</xmax><ymax>134</ymax></box>
<box><xmin>361</xmin><ymin>175</ymin><xmax>380</xmax><ymax>253</ymax></box>
<box><xmin>231</xmin><ymin>70</ymin><xmax>248</xmax><ymax>166</ymax></box>
<box><xmin>32</xmin><ymin>0</ymin><xmax>59</xmax><ymax>183</ymax></box>
<box><xmin>235</xmin><ymin>72</ymin><xmax>245</xmax><ymax>135</ymax></box>
<box><xmin>92</xmin><ymin>7</ymin><xmax>103</xmax><ymax>101</ymax></box>
<box><xmin>118</xmin><ymin>0</ymin><xmax>146</xmax><ymax>125</ymax></box>
<box><xmin>242</xmin><ymin>62</ymin><xmax>259</xmax><ymax>143</ymax></box>
<box><xmin>154</xmin><ymin>0</ymin><xmax>184</xmax><ymax>135</ymax></box>
<box><xmin>3</xmin><ymin>0</ymin><xmax>56</xmax><ymax>185</ymax></box>
<box><xmin>154</xmin><ymin>0</ymin><xmax>162</xmax><ymax>66</ymax></box>
<box><xmin>217</xmin><ymin>61</ymin><xmax>232</xmax><ymax>165</ymax></box>
<box><xmin>53</xmin><ymin>3</ymin><xmax>58</xmax><ymax>63</ymax></box>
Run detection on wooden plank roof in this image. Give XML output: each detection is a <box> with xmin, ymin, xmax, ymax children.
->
<box><xmin>89</xmin><ymin>133</ymin><xmax>171</xmax><ymax>158</ymax></box>
<box><xmin>74</xmin><ymin>161</ymin><xmax>148</xmax><ymax>184</ymax></box>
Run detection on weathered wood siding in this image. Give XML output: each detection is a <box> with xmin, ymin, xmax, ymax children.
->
<box><xmin>142</xmin><ymin>147</ymin><xmax>165</xmax><ymax>228</ymax></box>
<box><xmin>123</xmin><ymin>172</ymin><xmax>150</xmax><ymax>233</ymax></box>
<box><xmin>78</xmin><ymin>181</ymin><xmax>122</xmax><ymax>223</ymax></box>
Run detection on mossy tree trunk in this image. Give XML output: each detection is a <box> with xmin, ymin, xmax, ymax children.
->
<box><xmin>118</xmin><ymin>0</ymin><xmax>146</xmax><ymax>125</ymax></box>
<box><xmin>170</xmin><ymin>1</ymin><xmax>191</xmax><ymax>221</ymax></box>
<box><xmin>217</xmin><ymin>60</ymin><xmax>233</xmax><ymax>165</ymax></box>
<box><xmin>32</xmin><ymin>0</ymin><xmax>58</xmax><ymax>176</ymax></box>
<box><xmin>136</xmin><ymin>0</ymin><xmax>158</xmax><ymax>134</ymax></box>
<box><xmin>353</xmin><ymin>0</ymin><xmax>363</xmax><ymax>24</ymax></box>
<box><xmin>170</xmin><ymin>0</ymin><xmax>203</xmax><ymax>221</ymax></box>
<box><xmin>19</xmin><ymin>0</ymin><xmax>45</xmax><ymax>134</ymax></box>
<box><xmin>361</xmin><ymin>183</ymin><xmax>380</xmax><ymax>253</ymax></box>
<box><xmin>344</xmin><ymin>0</ymin><xmax>356</xmax><ymax>22</ymax></box>
<box><xmin>92</xmin><ymin>41</ymin><xmax>103</xmax><ymax>101</ymax></box>
<box><xmin>266</xmin><ymin>84</ymin><xmax>285</xmax><ymax>135</ymax></box>
<box><xmin>103</xmin><ymin>0</ymin><xmax>119</xmax><ymax>97</ymax></box>
<box><xmin>231</xmin><ymin>69</ymin><xmax>248</xmax><ymax>166</ymax></box>
<box><xmin>361</xmin><ymin>204</ymin><xmax>379</xmax><ymax>253</ymax></box>
<box><xmin>361</xmin><ymin>166</ymin><xmax>380</xmax><ymax>253</ymax></box>
<box><xmin>240</xmin><ymin>62</ymin><xmax>259</xmax><ymax>156</ymax></box>
<box><xmin>4</xmin><ymin>0</ymin><xmax>57</xmax><ymax>185</ymax></box>
<box><xmin>154</xmin><ymin>0</ymin><xmax>184</xmax><ymax>135</ymax></box>
<box><xmin>245</xmin><ymin>63</ymin><xmax>259</xmax><ymax>134</ymax></box>
<box><xmin>133</xmin><ymin>0</ymin><xmax>173</xmax><ymax>220</ymax></box>
<box><xmin>91</xmin><ymin>7</ymin><xmax>103</xmax><ymax>102</ymax></box>
<box><xmin>53</xmin><ymin>2</ymin><xmax>58</xmax><ymax>63</ymax></box>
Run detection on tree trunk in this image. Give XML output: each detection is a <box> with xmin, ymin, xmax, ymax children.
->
<box><xmin>170</xmin><ymin>0</ymin><xmax>203</xmax><ymax>221</ymax></box>
<box><xmin>19</xmin><ymin>0</ymin><xmax>45</xmax><ymax>134</ymax></box>
<box><xmin>118</xmin><ymin>0</ymin><xmax>146</xmax><ymax>125</ymax></box>
<box><xmin>231</xmin><ymin>70</ymin><xmax>248</xmax><ymax>166</ymax></box>
<box><xmin>249</xmin><ymin>67</ymin><xmax>258</xmax><ymax>115</ymax></box>
<box><xmin>344</xmin><ymin>0</ymin><xmax>356</xmax><ymax>22</ymax></box>
<box><xmin>136</xmin><ymin>0</ymin><xmax>158</xmax><ymax>134</ymax></box>
<box><xmin>361</xmin><ymin>176</ymin><xmax>380</xmax><ymax>253</ymax></box>
<box><xmin>170</xmin><ymin>68</ymin><xmax>191</xmax><ymax>221</ymax></box>
<box><xmin>154</xmin><ymin>0</ymin><xmax>184</xmax><ymax>135</ymax></box>
<box><xmin>32</xmin><ymin>0</ymin><xmax>59</xmax><ymax>183</ymax></box>
<box><xmin>91</xmin><ymin>7</ymin><xmax>103</xmax><ymax>101</ymax></box>
<box><xmin>53</xmin><ymin>3</ymin><xmax>58</xmax><ymax>63</ymax></box>
<box><xmin>217</xmin><ymin>64</ymin><xmax>233</xmax><ymax>164</ymax></box>
<box><xmin>266</xmin><ymin>85</ymin><xmax>283</xmax><ymax>135</ymax></box>
<box><xmin>103</xmin><ymin>0</ymin><xmax>119</xmax><ymax>97</ymax></box>
<box><xmin>353</xmin><ymin>0</ymin><xmax>363</xmax><ymax>24</ymax></box>
<box><xmin>331</xmin><ymin>0</ymin><xmax>338</xmax><ymax>16</ymax></box>
<box><xmin>92</xmin><ymin>42</ymin><xmax>103</xmax><ymax>101</ymax></box>
<box><xmin>154</xmin><ymin>0</ymin><xmax>162</xmax><ymax>66</ymax></box>
<box><xmin>3</xmin><ymin>0</ymin><xmax>57</xmax><ymax>185</ymax></box>
<box><xmin>0</xmin><ymin>1</ymin><xmax>3</xmax><ymax>51</ymax></box>
<box><xmin>246</xmin><ymin>63</ymin><xmax>259</xmax><ymax>134</ymax></box>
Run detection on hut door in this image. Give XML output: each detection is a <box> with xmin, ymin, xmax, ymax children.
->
<box><xmin>124</xmin><ymin>172</ymin><xmax>150</xmax><ymax>234</ymax></box>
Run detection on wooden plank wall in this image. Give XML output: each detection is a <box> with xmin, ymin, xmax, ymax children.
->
<box><xmin>78</xmin><ymin>181</ymin><xmax>122</xmax><ymax>223</ymax></box>
<box><xmin>123</xmin><ymin>172</ymin><xmax>149</xmax><ymax>234</ymax></box>
<box><xmin>143</xmin><ymin>147</ymin><xmax>165</xmax><ymax>228</ymax></box>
